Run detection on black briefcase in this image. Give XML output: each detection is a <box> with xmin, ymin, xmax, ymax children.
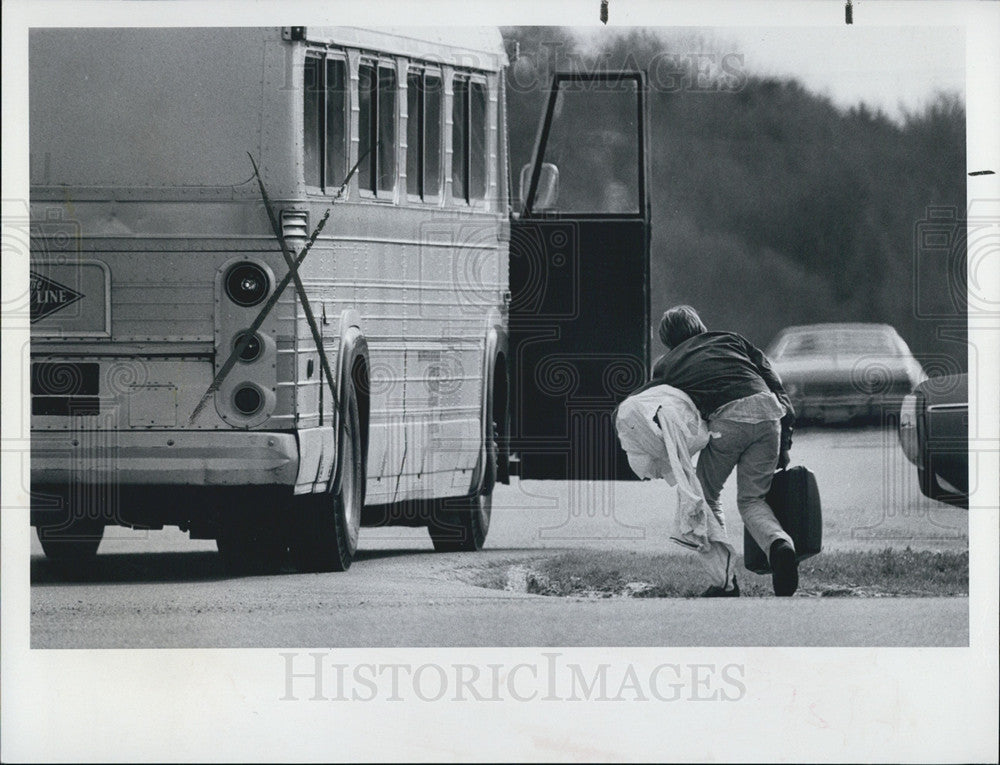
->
<box><xmin>743</xmin><ymin>465</ymin><xmax>823</xmax><ymax>574</ymax></box>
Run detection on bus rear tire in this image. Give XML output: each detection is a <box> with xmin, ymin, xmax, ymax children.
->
<box><xmin>36</xmin><ymin>516</ymin><xmax>104</xmax><ymax>561</ymax></box>
<box><xmin>291</xmin><ymin>378</ymin><xmax>365</xmax><ymax>572</ymax></box>
<box><xmin>427</xmin><ymin>494</ymin><xmax>492</xmax><ymax>552</ymax></box>
<box><xmin>427</xmin><ymin>420</ymin><xmax>496</xmax><ymax>552</ymax></box>
<box><xmin>216</xmin><ymin>527</ymin><xmax>287</xmax><ymax>575</ymax></box>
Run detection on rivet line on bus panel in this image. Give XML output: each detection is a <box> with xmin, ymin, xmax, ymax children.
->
<box><xmin>188</xmin><ymin>151</ymin><xmax>367</xmax><ymax>427</ymax></box>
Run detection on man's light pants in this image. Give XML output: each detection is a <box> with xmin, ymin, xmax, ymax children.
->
<box><xmin>696</xmin><ymin>417</ymin><xmax>794</xmax><ymax>588</ymax></box>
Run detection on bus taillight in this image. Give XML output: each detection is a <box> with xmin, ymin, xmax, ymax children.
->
<box><xmin>214</xmin><ymin>257</ymin><xmax>278</xmax><ymax>427</ymax></box>
<box><xmin>233</xmin><ymin>331</ymin><xmax>264</xmax><ymax>363</ymax></box>
<box><xmin>233</xmin><ymin>384</ymin><xmax>265</xmax><ymax>416</ymax></box>
<box><xmin>224</xmin><ymin>261</ymin><xmax>270</xmax><ymax>306</ymax></box>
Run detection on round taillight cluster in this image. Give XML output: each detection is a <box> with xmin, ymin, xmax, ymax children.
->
<box><xmin>233</xmin><ymin>384</ymin><xmax>264</xmax><ymax>415</ymax></box>
<box><xmin>218</xmin><ymin>260</ymin><xmax>272</xmax><ymax>423</ymax></box>
<box><xmin>233</xmin><ymin>331</ymin><xmax>263</xmax><ymax>363</ymax></box>
<box><xmin>224</xmin><ymin>262</ymin><xmax>270</xmax><ymax>307</ymax></box>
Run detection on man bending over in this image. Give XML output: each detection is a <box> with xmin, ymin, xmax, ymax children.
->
<box><xmin>648</xmin><ymin>305</ymin><xmax>798</xmax><ymax>597</ymax></box>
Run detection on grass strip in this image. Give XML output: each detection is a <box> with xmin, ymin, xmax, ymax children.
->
<box><xmin>473</xmin><ymin>547</ymin><xmax>968</xmax><ymax>598</ymax></box>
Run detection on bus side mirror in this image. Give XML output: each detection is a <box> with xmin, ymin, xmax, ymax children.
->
<box><xmin>519</xmin><ymin>162</ymin><xmax>559</xmax><ymax>212</ymax></box>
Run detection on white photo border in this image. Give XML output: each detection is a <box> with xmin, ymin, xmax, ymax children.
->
<box><xmin>2</xmin><ymin>1</ymin><xmax>997</xmax><ymax>762</ymax></box>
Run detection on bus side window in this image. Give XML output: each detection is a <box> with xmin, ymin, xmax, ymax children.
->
<box><xmin>325</xmin><ymin>59</ymin><xmax>348</xmax><ymax>189</ymax></box>
<box><xmin>378</xmin><ymin>66</ymin><xmax>397</xmax><ymax>192</ymax></box>
<box><xmin>304</xmin><ymin>56</ymin><xmax>323</xmax><ymax>188</ymax></box>
<box><xmin>451</xmin><ymin>75</ymin><xmax>487</xmax><ymax>205</ymax></box>
<box><xmin>451</xmin><ymin>76</ymin><xmax>468</xmax><ymax>202</ymax></box>
<box><xmin>359</xmin><ymin>62</ymin><xmax>398</xmax><ymax>196</ymax></box>
<box><xmin>425</xmin><ymin>74</ymin><xmax>442</xmax><ymax>198</ymax></box>
<box><xmin>406</xmin><ymin>71</ymin><xmax>421</xmax><ymax>197</ymax></box>
<box><xmin>469</xmin><ymin>81</ymin><xmax>486</xmax><ymax>201</ymax></box>
<box><xmin>304</xmin><ymin>55</ymin><xmax>348</xmax><ymax>191</ymax></box>
<box><xmin>406</xmin><ymin>69</ymin><xmax>442</xmax><ymax>201</ymax></box>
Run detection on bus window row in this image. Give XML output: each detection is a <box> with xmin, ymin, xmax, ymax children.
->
<box><xmin>303</xmin><ymin>53</ymin><xmax>491</xmax><ymax>206</ymax></box>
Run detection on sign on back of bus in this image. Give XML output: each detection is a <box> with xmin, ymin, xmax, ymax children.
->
<box><xmin>30</xmin><ymin>273</ymin><xmax>83</xmax><ymax>323</ymax></box>
<box><xmin>30</xmin><ymin>261</ymin><xmax>110</xmax><ymax>338</ymax></box>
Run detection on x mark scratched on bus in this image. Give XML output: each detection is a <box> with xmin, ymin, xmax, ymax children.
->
<box><xmin>189</xmin><ymin>151</ymin><xmax>368</xmax><ymax>427</ymax></box>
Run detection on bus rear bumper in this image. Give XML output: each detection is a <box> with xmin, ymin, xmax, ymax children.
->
<box><xmin>30</xmin><ymin>430</ymin><xmax>299</xmax><ymax>486</ymax></box>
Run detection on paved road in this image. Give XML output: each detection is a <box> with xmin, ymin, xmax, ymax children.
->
<box><xmin>31</xmin><ymin>546</ymin><xmax>967</xmax><ymax>647</ymax></box>
<box><xmin>30</xmin><ymin>427</ymin><xmax>970</xmax><ymax>647</ymax></box>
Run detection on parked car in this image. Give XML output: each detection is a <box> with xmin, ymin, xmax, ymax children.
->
<box><xmin>898</xmin><ymin>373</ymin><xmax>968</xmax><ymax>508</ymax></box>
<box><xmin>766</xmin><ymin>323</ymin><xmax>926</xmax><ymax>424</ymax></box>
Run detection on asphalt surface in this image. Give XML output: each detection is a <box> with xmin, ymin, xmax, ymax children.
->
<box><xmin>29</xmin><ymin>426</ymin><xmax>970</xmax><ymax>647</ymax></box>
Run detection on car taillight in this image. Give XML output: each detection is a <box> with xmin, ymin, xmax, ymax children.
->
<box><xmin>224</xmin><ymin>262</ymin><xmax>270</xmax><ymax>307</ymax></box>
<box><xmin>898</xmin><ymin>393</ymin><xmax>920</xmax><ymax>463</ymax></box>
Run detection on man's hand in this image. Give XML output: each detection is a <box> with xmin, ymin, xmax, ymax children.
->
<box><xmin>777</xmin><ymin>448</ymin><xmax>790</xmax><ymax>470</ymax></box>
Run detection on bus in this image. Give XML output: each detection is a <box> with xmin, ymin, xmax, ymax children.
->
<box><xmin>28</xmin><ymin>27</ymin><xmax>650</xmax><ymax>572</ymax></box>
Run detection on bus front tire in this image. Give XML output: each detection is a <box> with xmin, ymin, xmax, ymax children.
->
<box><xmin>292</xmin><ymin>380</ymin><xmax>365</xmax><ymax>572</ymax></box>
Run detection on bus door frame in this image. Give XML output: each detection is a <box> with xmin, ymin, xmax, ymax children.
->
<box><xmin>509</xmin><ymin>70</ymin><xmax>651</xmax><ymax>481</ymax></box>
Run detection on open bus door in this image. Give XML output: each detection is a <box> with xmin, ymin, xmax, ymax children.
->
<box><xmin>509</xmin><ymin>71</ymin><xmax>650</xmax><ymax>481</ymax></box>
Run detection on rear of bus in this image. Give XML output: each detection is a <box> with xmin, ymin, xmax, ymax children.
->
<box><xmin>29</xmin><ymin>28</ymin><xmax>304</xmax><ymax>550</ymax></box>
<box><xmin>29</xmin><ymin>26</ymin><xmax>512</xmax><ymax>568</ymax></box>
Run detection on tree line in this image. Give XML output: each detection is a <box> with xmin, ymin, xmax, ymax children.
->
<box><xmin>503</xmin><ymin>27</ymin><xmax>967</xmax><ymax>371</ymax></box>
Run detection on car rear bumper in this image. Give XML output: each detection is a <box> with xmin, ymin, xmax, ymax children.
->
<box><xmin>30</xmin><ymin>430</ymin><xmax>300</xmax><ymax>486</ymax></box>
<box><xmin>792</xmin><ymin>393</ymin><xmax>907</xmax><ymax>422</ymax></box>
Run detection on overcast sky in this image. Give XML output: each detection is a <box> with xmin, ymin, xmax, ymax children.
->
<box><xmin>575</xmin><ymin>25</ymin><xmax>965</xmax><ymax>122</ymax></box>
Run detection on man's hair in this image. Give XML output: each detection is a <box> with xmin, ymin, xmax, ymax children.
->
<box><xmin>659</xmin><ymin>305</ymin><xmax>707</xmax><ymax>349</ymax></box>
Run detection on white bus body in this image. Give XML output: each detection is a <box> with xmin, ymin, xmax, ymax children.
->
<box><xmin>30</xmin><ymin>27</ymin><xmax>510</xmax><ymax>568</ymax></box>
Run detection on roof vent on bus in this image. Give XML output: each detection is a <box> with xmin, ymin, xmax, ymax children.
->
<box><xmin>281</xmin><ymin>209</ymin><xmax>309</xmax><ymax>242</ymax></box>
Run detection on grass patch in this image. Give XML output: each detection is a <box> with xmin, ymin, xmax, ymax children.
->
<box><xmin>473</xmin><ymin>548</ymin><xmax>968</xmax><ymax>598</ymax></box>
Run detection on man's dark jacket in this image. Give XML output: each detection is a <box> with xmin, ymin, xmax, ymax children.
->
<box><xmin>637</xmin><ymin>331</ymin><xmax>795</xmax><ymax>451</ymax></box>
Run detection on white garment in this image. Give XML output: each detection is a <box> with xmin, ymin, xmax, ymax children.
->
<box><xmin>615</xmin><ymin>385</ymin><xmax>707</xmax><ymax>482</ymax></box>
<box><xmin>615</xmin><ymin>385</ymin><xmax>734</xmax><ymax>561</ymax></box>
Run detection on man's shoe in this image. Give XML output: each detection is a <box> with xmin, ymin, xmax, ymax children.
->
<box><xmin>701</xmin><ymin>577</ymin><xmax>740</xmax><ymax>597</ymax></box>
<box><xmin>769</xmin><ymin>540</ymin><xmax>798</xmax><ymax>596</ymax></box>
